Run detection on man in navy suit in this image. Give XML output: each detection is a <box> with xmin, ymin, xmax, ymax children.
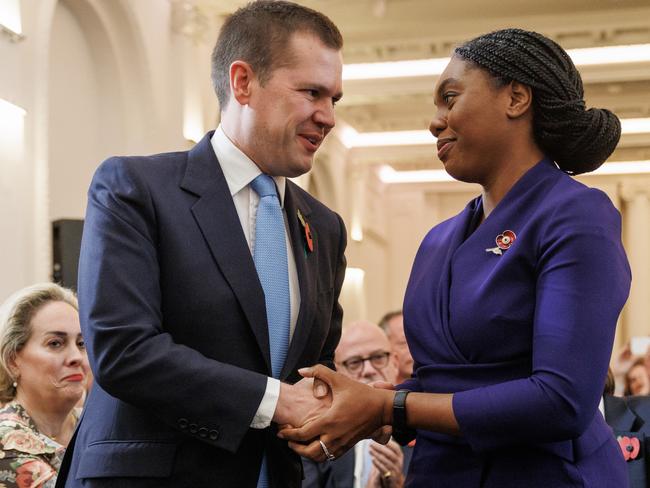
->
<box><xmin>56</xmin><ymin>2</ymin><xmax>345</xmax><ymax>487</ymax></box>
<box><xmin>604</xmin><ymin>394</ymin><xmax>650</xmax><ymax>488</ymax></box>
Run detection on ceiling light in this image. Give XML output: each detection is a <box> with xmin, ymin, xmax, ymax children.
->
<box><xmin>378</xmin><ymin>165</ymin><xmax>454</xmax><ymax>183</ymax></box>
<box><xmin>0</xmin><ymin>98</ymin><xmax>26</xmax><ymax>117</ymax></box>
<box><xmin>620</xmin><ymin>118</ymin><xmax>650</xmax><ymax>134</ymax></box>
<box><xmin>345</xmin><ymin>117</ymin><xmax>650</xmax><ymax>149</ymax></box>
<box><xmin>343</xmin><ymin>43</ymin><xmax>650</xmax><ymax>81</ymax></box>
<box><xmin>344</xmin><ymin>58</ymin><xmax>449</xmax><ymax>80</ymax></box>
<box><xmin>592</xmin><ymin>160</ymin><xmax>650</xmax><ymax>175</ymax></box>
<box><xmin>569</xmin><ymin>44</ymin><xmax>650</xmax><ymax>66</ymax></box>
<box><xmin>0</xmin><ymin>0</ymin><xmax>24</xmax><ymax>41</ymax></box>
<box><xmin>353</xmin><ymin>130</ymin><xmax>434</xmax><ymax>147</ymax></box>
<box><xmin>379</xmin><ymin>160</ymin><xmax>650</xmax><ymax>184</ymax></box>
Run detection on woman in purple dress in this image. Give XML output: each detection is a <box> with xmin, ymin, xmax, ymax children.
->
<box><xmin>283</xmin><ymin>28</ymin><xmax>631</xmax><ymax>487</ymax></box>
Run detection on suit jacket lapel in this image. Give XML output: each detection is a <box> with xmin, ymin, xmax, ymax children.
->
<box><xmin>604</xmin><ymin>395</ymin><xmax>641</xmax><ymax>431</ymax></box>
<box><xmin>281</xmin><ymin>182</ymin><xmax>317</xmax><ymax>379</ymax></box>
<box><xmin>180</xmin><ymin>133</ymin><xmax>271</xmax><ymax>373</ymax></box>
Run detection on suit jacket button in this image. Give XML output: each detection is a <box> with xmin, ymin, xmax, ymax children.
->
<box><xmin>189</xmin><ymin>423</ymin><xmax>198</xmax><ymax>434</ymax></box>
<box><xmin>198</xmin><ymin>427</ymin><xmax>208</xmax><ymax>438</ymax></box>
<box><xmin>209</xmin><ymin>429</ymin><xmax>219</xmax><ymax>440</ymax></box>
<box><xmin>178</xmin><ymin>418</ymin><xmax>188</xmax><ymax>429</ymax></box>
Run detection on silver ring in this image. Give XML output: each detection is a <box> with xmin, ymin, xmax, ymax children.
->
<box><xmin>319</xmin><ymin>440</ymin><xmax>335</xmax><ymax>461</ymax></box>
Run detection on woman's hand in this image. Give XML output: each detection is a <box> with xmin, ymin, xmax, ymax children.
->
<box><xmin>278</xmin><ymin>364</ymin><xmax>394</xmax><ymax>461</ymax></box>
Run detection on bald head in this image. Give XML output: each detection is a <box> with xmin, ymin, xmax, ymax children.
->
<box><xmin>335</xmin><ymin>321</ymin><xmax>399</xmax><ymax>384</ymax></box>
<box><xmin>381</xmin><ymin>312</ymin><xmax>413</xmax><ymax>384</ymax></box>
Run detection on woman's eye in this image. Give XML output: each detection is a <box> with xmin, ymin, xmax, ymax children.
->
<box><xmin>443</xmin><ymin>93</ymin><xmax>455</xmax><ymax>104</ymax></box>
<box><xmin>48</xmin><ymin>340</ymin><xmax>62</xmax><ymax>348</ymax></box>
<box><xmin>78</xmin><ymin>340</ymin><xmax>86</xmax><ymax>349</ymax></box>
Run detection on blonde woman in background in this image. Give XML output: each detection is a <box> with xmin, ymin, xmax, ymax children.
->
<box><xmin>0</xmin><ymin>283</ymin><xmax>89</xmax><ymax>488</ymax></box>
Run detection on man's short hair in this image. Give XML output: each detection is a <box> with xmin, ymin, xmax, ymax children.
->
<box><xmin>211</xmin><ymin>0</ymin><xmax>343</xmax><ymax>109</ymax></box>
<box><xmin>378</xmin><ymin>310</ymin><xmax>402</xmax><ymax>336</ymax></box>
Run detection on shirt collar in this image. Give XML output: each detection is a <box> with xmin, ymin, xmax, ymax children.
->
<box><xmin>210</xmin><ymin>125</ymin><xmax>286</xmax><ymax>206</ymax></box>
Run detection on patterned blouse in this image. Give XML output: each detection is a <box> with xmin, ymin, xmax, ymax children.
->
<box><xmin>0</xmin><ymin>401</ymin><xmax>67</xmax><ymax>488</ymax></box>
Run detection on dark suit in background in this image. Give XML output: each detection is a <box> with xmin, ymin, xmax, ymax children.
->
<box><xmin>605</xmin><ymin>395</ymin><xmax>650</xmax><ymax>488</ymax></box>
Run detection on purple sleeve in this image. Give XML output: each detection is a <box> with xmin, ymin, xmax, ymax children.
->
<box><xmin>453</xmin><ymin>190</ymin><xmax>630</xmax><ymax>451</ymax></box>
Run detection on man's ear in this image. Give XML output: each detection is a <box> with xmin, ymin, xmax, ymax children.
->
<box><xmin>229</xmin><ymin>60</ymin><xmax>256</xmax><ymax>106</ymax></box>
<box><xmin>506</xmin><ymin>81</ymin><xmax>533</xmax><ymax>119</ymax></box>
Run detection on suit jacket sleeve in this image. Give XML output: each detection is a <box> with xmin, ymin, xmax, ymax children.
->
<box><xmin>452</xmin><ymin>188</ymin><xmax>631</xmax><ymax>451</ymax></box>
<box><xmin>78</xmin><ymin>157</ymin><xmax>269</xmax><ymax>453</ymax></box>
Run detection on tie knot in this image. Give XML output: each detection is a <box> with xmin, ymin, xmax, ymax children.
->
<box><xmin>250</xmin><ymin>174</ymin><xmax>278</xmax><ymax>198</ymax></box>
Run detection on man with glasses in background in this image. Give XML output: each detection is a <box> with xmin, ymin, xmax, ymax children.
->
<box><xmin>302</xmin><ymin>321</ymin><xmax>411</xmax><ymax>488</ymax></box>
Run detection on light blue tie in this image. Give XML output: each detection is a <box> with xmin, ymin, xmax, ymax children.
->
<box><xmin>251</xmin><ymin>174</ymin><xmax>290</xmax><ymax>488</ymax></box>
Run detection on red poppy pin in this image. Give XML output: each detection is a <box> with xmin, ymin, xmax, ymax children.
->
<box><xmin>297</xmin><ymin>209</ymin><xmax>313</xmax><ymax>253</ymax></box>
<box><xmin>617</xmin><ymin>435</ymin><xmax>641</xmax><ymax>461</ymax></box>
<box><xmin>486</xmin><ymin>230</ymin><xmax>517</xmax><ymax>256</ymax></box>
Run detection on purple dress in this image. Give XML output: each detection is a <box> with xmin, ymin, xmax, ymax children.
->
<box><xmin>401</xmin><ymin>159</ymin><xmax>631</xmax><ymax>487</ymax></box>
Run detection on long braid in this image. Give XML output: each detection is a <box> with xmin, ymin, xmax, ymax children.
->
<box><xmin>455</xmin><ymin>28</ymin><xmax>620</xmax><ymax>174</ymax></box>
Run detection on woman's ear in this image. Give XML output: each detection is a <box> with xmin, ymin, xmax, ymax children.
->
<box><xmin>7</xmin><ymin>354</ymin><xmax>20</xmax><ymax>380</ymax></box>
<box><xmin>229</xmin><ymin>60</ymin><xmax>256</xmax><ymax>106</ymax></box>
<box><xmin>506</xmin><ymin>81</ymin><xmax>533</xmax><ymax>119</ymax></box>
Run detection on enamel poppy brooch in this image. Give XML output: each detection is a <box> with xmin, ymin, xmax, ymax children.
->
<box><xmin>617</xmin><ymin>436</ymin><xmax>641</xmax><ymax>461</ymax></box>
<box><xmin>297</xmin><ymin>209</ymin><xmax>313</xmax><ymax>253</ymax></box>
<box><xmin>485</xmin><ymin>230</ymin><xmax>516</xmax><ymax>256</ymax></box>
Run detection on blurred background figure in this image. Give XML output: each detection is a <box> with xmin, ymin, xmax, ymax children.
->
<box><xmin>378</xmin><ymin>311</ymin><xmax>413</xmax><ymax>385</ymax></box>
<box><xmin>611</xmin><ymin>338</ymin><xmax>650</xmax><ymax>397</ymax></box>
<box><xmin>0</xmin><ymin>283</ymin><xmax>89</xmax><ymax>488</ymax></box>
<box><xmin>624</xmin><ymin>358</ymin><xmax>650</xmax><ymax>396</ymax></box>
<box><xmin>603</xmin><ymin>368</ymin><xmax>650</xmax><ymax>488</ymax></box>
<box><xmin>303</xmin><ymin>320</ymin><xmax>410</xmax><ymax>488</ymax></box>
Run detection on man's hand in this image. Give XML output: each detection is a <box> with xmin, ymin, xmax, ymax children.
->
<box><xmin>278</xmin><ymin>365</ymin><xmax>394</xmax><ymax>461</ymax></box>
<box><xmin>366</xmin><ymin>440</ymin><xmax>404</xmax><ymax>488</ymax></box>
<box><xmin>273</xmin><ymin>376</ymin><xmax>332</xmax><ymax>428</ymax></box>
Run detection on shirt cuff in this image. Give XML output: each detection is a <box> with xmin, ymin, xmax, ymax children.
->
<box><xmin>250</xmin><ymin>377</ymin><xmax>280</xmax><ymax>429</ymax></box>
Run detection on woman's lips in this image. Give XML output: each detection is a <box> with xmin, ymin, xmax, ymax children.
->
<box><xmin>62</xmin><ymin>374</ymin><xmax>84</xmax><ymax>382</ymax></box>
<box><xmin>437</xmin><ymin>139</ymin><xmax>455</xmax><ymax>161</ymax></box>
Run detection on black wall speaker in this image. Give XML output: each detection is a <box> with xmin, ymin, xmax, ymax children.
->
<box><xmin>52</xmin><ymin>219</ymin><xmax>84</xmax><ymax>291</ymax></box>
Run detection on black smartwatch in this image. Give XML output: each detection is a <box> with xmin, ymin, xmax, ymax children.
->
<box><xmin>392</xmin><ymin>389</ymin><xmax>415</xmax><ymax>445</ymax></box>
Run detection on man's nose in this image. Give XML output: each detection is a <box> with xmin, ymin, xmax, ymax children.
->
<box><xmin>313</xmin><ymin>100</ymin><xmax>335</xmax><ymax>129</ymax></box>
<box><xmin>360</xmin><ymin>360</ymin><xmax>381</xmax><ymax>380</ymax></box>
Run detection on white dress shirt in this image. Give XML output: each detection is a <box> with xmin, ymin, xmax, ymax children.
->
<box><xmin>211</xmin><ymin>126</ymin><xmax>301</xmax><ymax>429</ymax></box>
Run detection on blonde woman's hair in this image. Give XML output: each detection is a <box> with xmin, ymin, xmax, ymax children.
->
<box><xmin>0</xmin><ymin>283</ymin><xmax>78</xmax><ymax>402</ymax></box>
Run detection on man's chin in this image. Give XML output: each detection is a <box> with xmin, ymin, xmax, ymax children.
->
<box><xmin>285</xmin><ymin>160</ymin><xmax>314</xmax><ymax>178</ymax></box>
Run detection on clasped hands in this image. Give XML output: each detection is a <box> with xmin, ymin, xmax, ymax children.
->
<box><xmin>275</xmin><ymin>365</ymin><xmax>396</xmax><ymax>462</ymax></box>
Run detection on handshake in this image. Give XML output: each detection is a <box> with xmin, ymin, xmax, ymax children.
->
<box><xmin>273</xmin><ymin>365</ymin><xmax>397</xmax><ymax>462</ymax></box>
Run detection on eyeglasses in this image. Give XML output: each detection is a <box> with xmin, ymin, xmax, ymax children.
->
<box><xmin>339</xmin><ymin>351</ymin><xmax>390</xmax><ymax>375</ymax></box>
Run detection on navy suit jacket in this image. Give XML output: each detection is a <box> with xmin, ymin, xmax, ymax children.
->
<box><xmin>401</xmin><ymin>159</ymin><xmax>631</xmax><ymax>486</ymax></box>
<box><xmin>605</xmin><ymin>395</ymin><xmax>650</xmax><ymax>488</ymax></box>
<box><xmin>56</xmin><ymin>132</ymin><xmax>347</xmax><ymax>488</ymax></box>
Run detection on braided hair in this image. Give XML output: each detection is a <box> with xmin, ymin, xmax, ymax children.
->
<box><xmin>455</xmin><ymin>29</ymin><xmax>620</xmax><ymax>175</ymax></box>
